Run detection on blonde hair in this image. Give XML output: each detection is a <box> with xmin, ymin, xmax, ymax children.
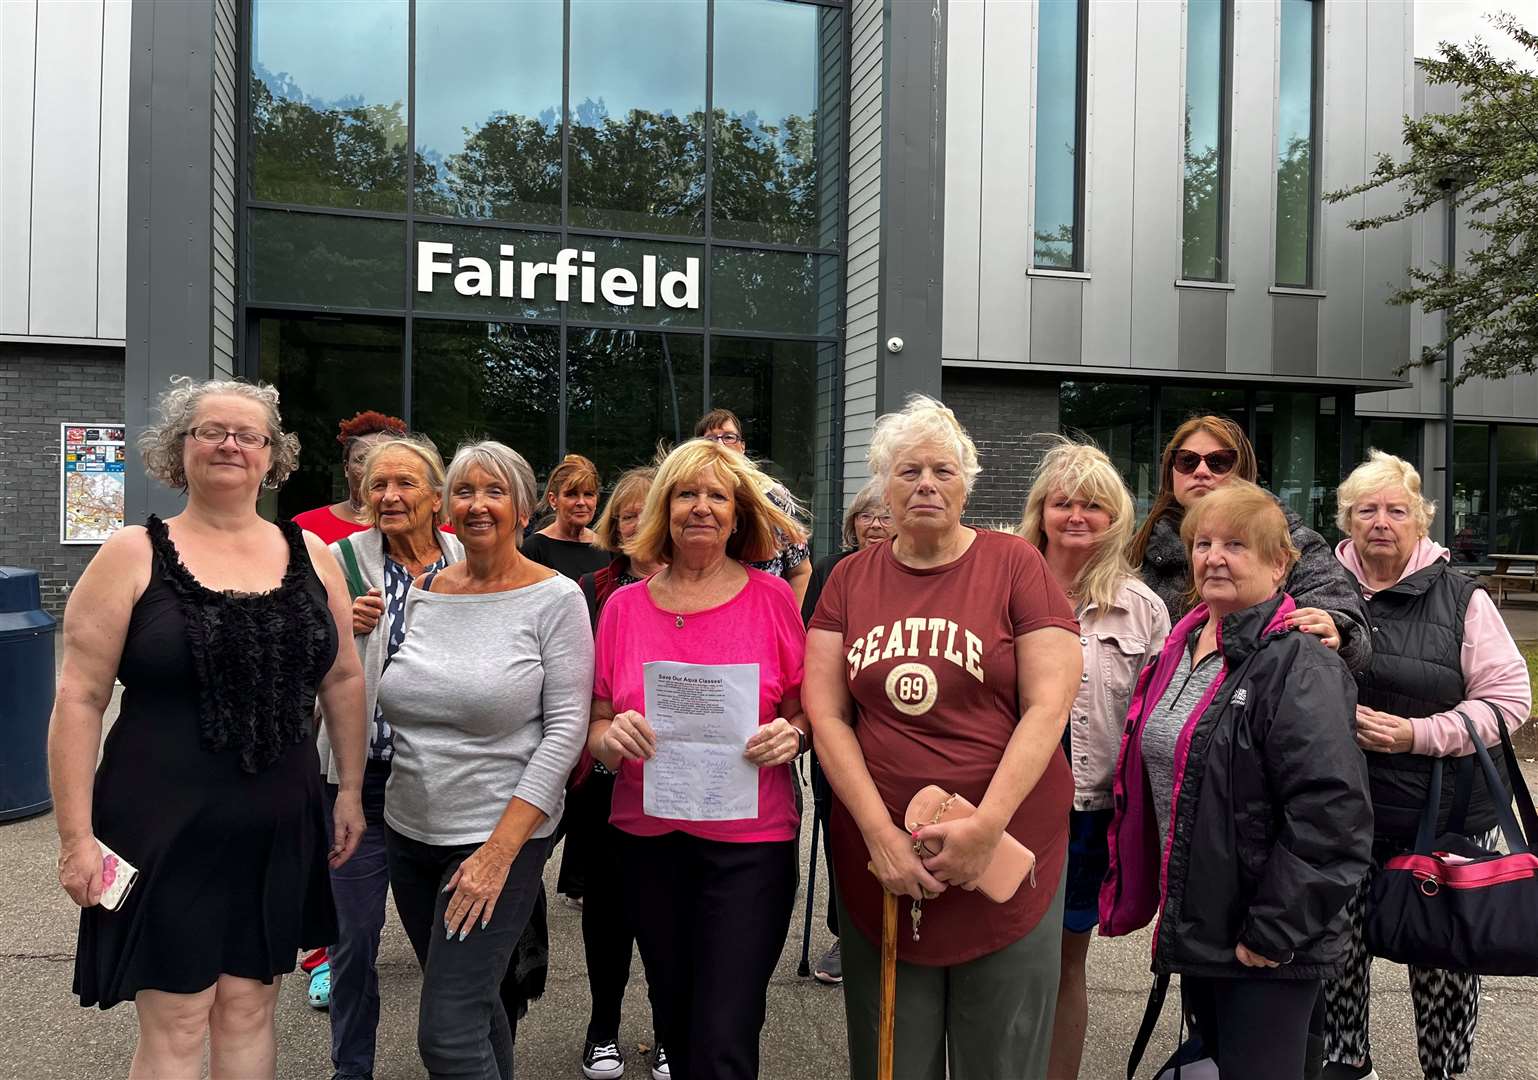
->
<box><xmin>593</xmin><ymin>465</ymin><xmax>657</xmax><ymax>553</ymax></box>
<box><xmin>867</xmin><ymin>394</ymin><xmax>982</xmax><ymax>495</ymax></box>
<box><xmin>841</xmin><ymin>479</ymin><xmax>886</xmax><ymax>550</ymax></box>
<box><xmin>1335</xmin><ymin>450</ymin><xmax>1435</xmax><ymax>536</ymax></box>
<box><xmin>444</xmin><ymin>441</ymin><xmax>538</xmax><ymax>542</ymax></box>
<box><xmin>1180</xmin><ymin>481</ymin><xmax>1300</xmax><ymax>583</ymax></box>
<box><xmin>360</xmin><ymin>436</ymin><xmax>448</xmax><ymax>526</ymax></box>
<box><xmin>543</xmin><ymin>453</ymin><xmax>600</xmax><ymax>504</ymax></box>
<box><xmin>627</xmin><ymin>439</ymin><xmax>806</xmax><ymax>566</ymax></box>
<box><xmin>1018</xmin><ymin>437</ymin><xmax>1136</xmax><ymax>612</ymax></box>
<box><xmin>138</xmin><ymin>375</ymin><xmax>300</xmax><ymax>491</ymax></box>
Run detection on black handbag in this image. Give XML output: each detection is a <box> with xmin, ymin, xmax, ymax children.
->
<box><xmin>1365</xmin><ymin>703</ymin><xmax>1538</xmax><ymax>975</ymax></box>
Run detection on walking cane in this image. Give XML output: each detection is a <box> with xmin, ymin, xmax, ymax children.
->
<box><xmin>797</xmin><ymin>807</ymin><xmax>822</xmax><ymax>977</ymax></box>
<box><xmin>877</xmin><ymin>889</ymin><xmax>898</xmax><ymax>1080</ymax></box>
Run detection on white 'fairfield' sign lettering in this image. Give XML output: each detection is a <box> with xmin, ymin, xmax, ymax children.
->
<box><xmin>416</xmin><ymin>241</ymin><xmax>700</xmax><ymax>310</ymax></box>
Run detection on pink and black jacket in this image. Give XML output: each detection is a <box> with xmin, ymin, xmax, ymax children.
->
<box><xmin>1099</xmin><ymin>592</ymin><xmax>1372</xmax><ymax>980</ymax></box>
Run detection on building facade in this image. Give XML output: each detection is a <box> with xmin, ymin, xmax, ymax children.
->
<box><xmin>2</xmin><ymin>0</ymin><xmax>1534</xmax><ymax>613</ymax></box>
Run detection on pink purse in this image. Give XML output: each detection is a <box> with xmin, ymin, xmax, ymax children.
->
<box><xmin>904</xmin><ymin>785</ymin><xmax>1036</xmax><ymax>903</ymax></box>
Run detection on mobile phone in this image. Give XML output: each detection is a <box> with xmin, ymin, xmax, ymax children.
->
<box><xmin>96</xmin><ymin>840</ymin><xmax>139</xmax><ymax>911</ymax></box>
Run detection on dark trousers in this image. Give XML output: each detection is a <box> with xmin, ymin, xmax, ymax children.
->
<box><xmin>323</xmin><ymin>760</ymin><xmax>392</xmax><ymax>1077</ymax></box>
<box><xmin>1182</xmin><ymin>976</ymin><xmax>1323</xmax><ymax>1080</ymax></box>
<box><xmin>624</xmin><ymin>831</ymin><xmax>798</xmax><ymax>1080</ymax></box>
<box><xmin>809</xmin><ymin>753</ymin><xmax>838</xmax><ymax>937</ymax></box>
<box><xmin>386</xmin><ymin>825</ymin><xmax>551</xmax><ymax>1080</ymax></box>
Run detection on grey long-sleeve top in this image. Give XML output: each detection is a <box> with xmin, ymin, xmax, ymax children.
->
<box><xmin>377</xmin><ymin>573</ymin><xmax>594</xmax><ymax>847</ymax></box>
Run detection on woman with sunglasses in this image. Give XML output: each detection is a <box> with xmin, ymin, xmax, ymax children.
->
<box><xmin>1130</xmin><ymin>415</ymin><xmax>1371</xmax><ymax>673</ymax></box>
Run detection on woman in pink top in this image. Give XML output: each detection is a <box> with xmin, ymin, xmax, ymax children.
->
<box><xmin>1322</xmin><ymin>451</ymin><xmax>1533</xmax><ymax>1080</ymax></box>
<box><xmin>588</xmin><ymin>439</ymin><xmax>809</xmax><ymax>1080</ymax></box>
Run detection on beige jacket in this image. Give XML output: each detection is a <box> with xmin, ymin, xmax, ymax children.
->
<box><xmin>1067</xmin><ymin>576</ymin><xmax>1170</xmax><ymax>811</ymax></box>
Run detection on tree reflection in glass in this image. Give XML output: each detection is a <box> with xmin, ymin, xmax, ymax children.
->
<box><xmin>1182</xmin><ymin>0</ymin><xmax>1226</xmax><ymax>281</ymax></box>
<box><xmin>565</xmin><ymin>329</ymin><xmax>704</xmax><ymax>479</ymax></box>
<box><xmin>1275</xmin><ymin>0</ymin><xmax>1316</xmax><ymax>287</ymax></box>
<box><xmin>1033</xmin><ymin>0</ymin><xmax>1082</xmax><ymax>270</ymax></box>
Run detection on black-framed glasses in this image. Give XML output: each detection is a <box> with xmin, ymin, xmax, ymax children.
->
<box><xmin>187</xmin><ymin>425</ymin><xmax>272</xmax><ymax>449</ymax></box>
<box><xmin>703</xmin><ymin>432</ymin><xmax>744</xmax><ymax>447</ymax></box>
<box><xmin>1172</xmin><ymin>448</ymin><xmax>1239</xmax><ymax>476</ymax></box>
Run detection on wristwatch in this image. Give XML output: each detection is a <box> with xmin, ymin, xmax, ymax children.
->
<box><xmin>795</xmin><ymin>726</ymin><xmax>810</xmax><ymax>757</ymax></box>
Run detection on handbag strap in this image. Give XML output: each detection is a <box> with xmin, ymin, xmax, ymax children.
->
<box><xmin>1455</xmin><ymin>708</ymin><xmax>1533</xmax><ymax>854</ymax></box>
<box><xmin>336</xmin><ymin>536</ymin><xmax>368</xmax><ymax>601</ymax></box>
<box><xmin>1126</xmin><ymin>972</ymin><xmax>1170</xmax><ymax>1079</ymax></box>
<box><xmin>1478</xmin><ymin>701</ymin><xmax>1538</xmax><ymax>847</ymax></box>
<box><xmin>1414</xmin><ymin>757</ymin><xmax>1446</xmax><ymax>854</ymax></box>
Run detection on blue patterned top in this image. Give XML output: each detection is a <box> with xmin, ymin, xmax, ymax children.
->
<box><xmin>370</xmin><ymin>551</ymin><xmax>448</xmax><ymax>760</ymax></box>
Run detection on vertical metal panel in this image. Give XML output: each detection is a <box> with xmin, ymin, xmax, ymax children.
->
<box><xmin>97</xmin><ymin>0</ymin><xmax>131</xmax><ymax>341</ymax></box>
<box><xmin>1080</xmin><ymin>0</ymin><xmax>1135</xmax><ymax>368</ymax></box>
<box><xmin>977</xmin><ymin>0</ymin><xmax>1032</xmax><ymax>363</ymax></box>
<box><xmin>28</xmin><ymin>0</ymin><xmax>103</xmax><ymax>337</ymax></box>
<box><xmin>0</xmin><ymin>0</ymin><xmax>37</xmax><ymax>334</ymax></box>
<box><xmin>842</xmin><ymin>0</ymin><xmax>882</xmax><ymax>490</ymax></box>
<box><xmin>942</xmin><ymin>0</ymin><xmax>983</xmax><ymax>361</ymax></box>
<box><xmin>209</xmin><ymin>0</ymin><xmax>237</xmax><ymax>378</ymax></box>
<box><xmin>1316</xmin><ymin>0</ymin><xmax>1365</xmax><ymax>379</ymax></box>
<box><xmin>1360</xmin><ymin>0</ymin><xmax>1412</xmax><ymax>383</ymax></box>
<box><xmin>1128</xmin><ymin>0</ymin><xmax>1182</xmax><ymax>373</ymax></box>
<box><xmin>1178</xmin><ymin>289</ymin><xmax>1227</xmax><ymax>372</ymax></box>
<box><xmin>1223</xmin><ymin>0</ymin><xmax>1275</xmax><ymax>373</ymax></box>
<box><xmin>1271</xmin><ymin>294</ymin><xmax>1319</xmax><ymax>376</ymax></box>
<box><xmin>1029</xmin><ymin>278</ymin><xmax>1083</xmax><ymax>365</ymax></box>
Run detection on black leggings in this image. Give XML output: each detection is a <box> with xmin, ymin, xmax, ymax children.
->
<box><xmin>624</xmin><ymin>831</ymin><xmax>797</xmax><ymax>1080</ymax></box>
<box><xmin>1182</xmin><ymin>976</ymin><xmax>1324</xmax><ymax>1080</ymax></box>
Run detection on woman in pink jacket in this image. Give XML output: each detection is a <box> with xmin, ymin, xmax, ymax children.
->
<box><xmin>1321</xmin><ymin>451</ymin><xmax>1532</xmax><ymax>1080</ymax></box>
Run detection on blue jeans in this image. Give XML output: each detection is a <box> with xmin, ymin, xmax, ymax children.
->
<box><xmin>324</xmin><ymin>760</ymin><xmax>392</xmax><ymax>1078</ymax></box>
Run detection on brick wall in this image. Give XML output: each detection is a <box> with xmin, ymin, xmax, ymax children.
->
<box><xmin>0</xmin><ymin>343</ymin><xmax>126</xmax><ymax>615</ymax></box>
<box><xmin>942</xmin><ymin>369</ymin><xmax>1062</xmax><ymax>527</ymax></box>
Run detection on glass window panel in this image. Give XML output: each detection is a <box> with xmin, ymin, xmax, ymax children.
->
<box><xmin>568</xmin><ymin>0</ymin><xmax>706</xmax><ymax>235</ymax></box>
<box><xmin>1452</xmin><ymin>423</ymin><xmax>1490</xmax><ymax>565</ymax></box>
<box><xmin>250</xmin><ymin>0</ymin><xmax>408</xmax><ymax>211</ymax></box>
<box><xmin>1254</xmin><ymin>391</ymin><xmax>1338</xmax><ymax>537</ymax></box>
<box><xmin>1496</xmin><ymin>426</ymin><xmax>1538</xmax><ymax>555</ymax></box>
<box><xmin>414</xmin><ymin>0</ymin><xmax>562</xmax><ymax>224</ymax></box>
<box><xmin>566</xmin><ymin>236</ymin><xmax>705</xmax><ymax>329</ymax></box>
<box><xmin>249</xmin><ymin>210</ymin><xmax>405</xmax><ymax>309</ymax></box>
<box><xmin>710</xmin><ymin>249</ymin><xmax>838</xmax><ymax>336</ymax></box>
<box><xmin>410</xmin><ymin>320</ymin><xmax>561</xmax><ymax>485</ymax></box>
<box><xmin>712</xmin><ymin>0</ymin><xmax>842</xmax><ymax>247</ymax></box>
<box><xmin>1059</xmin><ymin>381</ymin><xmax>1158</xmax><ymax>518</ymax></box>
<box><xmin>1182</xmin><ymin>0</ymin><xmax>1227</xmax><ymax>281</ymax></box>
<box><xmin>1159</xmin><ymin>386</ymin><xmax>1247</xmax><ymax>448</ymax></box>
<box><xmin>256</xmin><ymin>315</ymin><xmax>404</xmax><ymax>521</ymax></box>
<box><xmin>1275</xmin><ymin>0</ymin><xmax>1316</xmax><ymax>287</ymax></box>
<box><xmin>1033</xmin><ymin>0</ymin><xmax>1083</xmax><ymax>270</ymax></box>
<box><xmin>1360</xmin><ymin>418</ymin><xmax>1422</xmax><ymax>473</ymax></box>
<box><xmin>710</xmin><ymin>337</ymin><xmax>819</xmax><ymax>509</ymax></box>
<box><xmin>413</xmin><ymin>223</ymin><xmax>562</xmax><ymax>321</ymax></box>
<box><xmin>565</xmin><ymin>329</ymin><xmax>705</xmax><ymax>481</ymax></box>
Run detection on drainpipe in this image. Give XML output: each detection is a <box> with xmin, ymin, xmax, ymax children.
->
<box><xmin>1442</xmin><ymin>190</ymin><xmax>1457</xmax><ymax>548</ymax></box>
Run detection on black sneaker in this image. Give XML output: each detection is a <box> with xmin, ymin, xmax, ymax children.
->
<box><xmin>1320</xmin><ymin>1061</ymin><xmax>1378</xmax><ymax>1080</ymax></box>
<box><xmin>814</xmin><ymin>940</ymin><xmax>843</xmax><ymax>985</ymax></box>
<box><xmin>650</xmin><ymin>1043</ymin><xmax>670</xmax><ymax>1080</ymax></box>
<box><xmin>582</xmin><ymin>1040</ymin><xmax>624</xmax><ymax>1079</ymax></box>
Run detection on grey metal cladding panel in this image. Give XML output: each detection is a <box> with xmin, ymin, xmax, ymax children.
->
<box><xmin>1361</xmin><ymin>0</ymin><xmax>1413</xmax><ymax>384</ymax></box>
<box><xmin>1128</xmin><ymin>0</ymin><xmax>1184</xmax><ymax>375</ymax></box>
<box><xmin>0</xmin><ymin>1</ymin><xmax>36</xmax><ymax>334</ymax></box>
<box><xmin>978</xmin><ymin>0</ymin><xmax>1032</xmax><ymax>364</ymax></box>
<box><xmin>1224</xmin><ymin>0</ymin><xmax>1276</xmax><ymax>374</ymax></box>
<box><xmin>1080</xmin><ymin>3</ymin><xmax>1137</xmax><ymax>369</ymax></box>
<box><xmin>943</xmin><ymin>0</ymin><xmax>984</xmax><ymax>362</ymax></box>
<box><xmin>1271</xmin><ymin>295</ymin><xmax>1319</xmax><ymax>377</ymax></box>
<box><xmin>1317</xmin><ymin>0</ymin><xmax>1367</xmax><ymax>380</ymax></box>
<box><xmin>1178</xmin><ymin>289</ymin><xmax>1228</xmax><ymax>372</ymax></box>
<box><xmin>1029</xmin><ymin>279</ymin><xmax>1083</xmax><ymax>366</ymax></box>
<box><xmin>843</xmin><ymin>0</ymin><xmax>881</xmax><ymax>469</ymax></box>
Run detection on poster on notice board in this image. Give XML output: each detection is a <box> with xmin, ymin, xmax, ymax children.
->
<box><xmin>60</xmin><ymin>423</ymin><xmax>126</xmax><ymax>544</ymax></box>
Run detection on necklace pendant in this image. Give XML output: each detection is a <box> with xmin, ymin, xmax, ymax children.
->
<box><xmin>675</xmin><ymin>614</ymin><xmax>685</xmax><ymax>629</ymax></box>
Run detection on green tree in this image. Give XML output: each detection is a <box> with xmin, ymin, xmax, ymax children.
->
<box><xmin>1326</xmin><ymin>14</ymin><xmax>1537</xmax><ymax>384</ymax></box>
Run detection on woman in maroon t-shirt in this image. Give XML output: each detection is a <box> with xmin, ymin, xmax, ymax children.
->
<box><xmin>805</xmin><ymin>395</ymin><xmax>1082</xmax><ymax>1079</ymax></box>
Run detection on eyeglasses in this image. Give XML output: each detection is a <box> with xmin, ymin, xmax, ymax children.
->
<box><xmin>1172</xmin><ymin>448</ymin><xmax>1239</xmax><ymax>476</ymax></box>
<box><xmin>855</xmin><ymin>512</ymin><xmax>893</xmax><ymax>526</ymax></box>
<box><xmin>187</xmin><ymin>425</ymin><xmax>272</xmax><ymax>449</ymax></box>
<box><xmin>703</xmin><ymin>432</ymin><xmax>743</xmax><ymax>447</ymax></box>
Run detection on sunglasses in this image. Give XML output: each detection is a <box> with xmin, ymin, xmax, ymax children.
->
<box><xmin>1172</xmin><ymin>448</ymin><xmax>1239</xmax><ymax>476</ymax></box>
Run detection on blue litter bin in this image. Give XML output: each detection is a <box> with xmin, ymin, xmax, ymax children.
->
<box><xmin>0</xmin><ymin>567</ymin><xmax>57</xmax><ymax>821</ymax></box>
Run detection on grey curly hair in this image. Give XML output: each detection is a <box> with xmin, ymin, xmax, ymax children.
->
<box><xmin>138</xmin><ymin>376</ymin><xmax>301</xmax><ymax>491</ymax></box>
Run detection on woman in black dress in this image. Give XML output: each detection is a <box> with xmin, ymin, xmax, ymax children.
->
<box><xmin>49</xmin><ymin>377</ymin><xmax>367</xmax><ymax>1079</ymax></box>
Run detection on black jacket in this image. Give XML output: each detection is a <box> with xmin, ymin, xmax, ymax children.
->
<box><xmin>1139</xmin><ymin>506</ymin><xmax>1374</xmax><ymax>674</ymax></box>
<box><xmin>1103</xmin><ymin>593</ymin><xmax>1374</xmax><ymax>979</ymax></box>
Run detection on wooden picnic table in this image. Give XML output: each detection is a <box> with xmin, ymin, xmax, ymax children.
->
<box><xmin>1492</xmin><ymin>553</ymin><xmax>1538</xmax><ymax>575</ymax></box>
<box><xmin>1485</xmin><ymin>554</ymin><xmax>1538</xmax><ymax>606</ymax></box>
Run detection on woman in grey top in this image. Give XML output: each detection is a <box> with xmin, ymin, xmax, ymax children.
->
<box><xmin>377</xmin><ymin>440</ymin><xmax>593</xmax><ymax>1080</ymax></box>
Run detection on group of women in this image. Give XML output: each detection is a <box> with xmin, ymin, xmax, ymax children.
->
<box><xmin>49</xmin><ymin>378</ymin><xmax>1531</xmax><ymax>1080</ymax></box>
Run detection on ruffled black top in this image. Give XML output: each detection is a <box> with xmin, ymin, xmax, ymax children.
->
<box><xmin>146</xmin><ymin>515</ymin><xmax>337</xmax><ymax>774</ymax></box>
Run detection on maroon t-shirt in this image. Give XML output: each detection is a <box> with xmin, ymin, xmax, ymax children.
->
<box><xmin>809</xmin><ymin>529</ymin><xmax>1078</xmax><ymax>965</ymax></box>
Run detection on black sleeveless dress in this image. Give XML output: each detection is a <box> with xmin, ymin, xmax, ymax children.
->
<box><xmin>74</xmin><ymin>516</ymin><xmax>340</xmax><ymax>1009</ymax></box>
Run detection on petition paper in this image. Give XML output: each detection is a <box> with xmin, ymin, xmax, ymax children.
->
<box><xmin>643</xmin><ymin>661</ymin><xmax>760</xmax><ymax>821</ymax></box>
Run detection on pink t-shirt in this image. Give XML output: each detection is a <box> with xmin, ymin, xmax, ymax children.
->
<box><xmin>593</xmin><ymin>568</ymin><xmax>806</xmax><ymax>843</ymax></box>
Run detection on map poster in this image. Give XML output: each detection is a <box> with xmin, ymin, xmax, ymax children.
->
<box><xmin>60</xmin><ymin>423</ymin><xmax>126</xmax><ymax>544</ymax></box>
